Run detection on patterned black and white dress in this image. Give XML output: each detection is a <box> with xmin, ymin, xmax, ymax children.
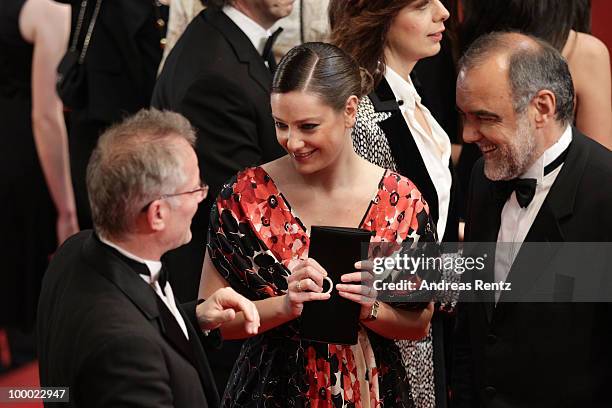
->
<box><xmin>352</xmin><ymin>90</ymin><xmax>460</xmax><ymax>408</ymax></box>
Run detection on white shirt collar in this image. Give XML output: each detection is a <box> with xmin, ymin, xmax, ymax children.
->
<box><xmin>223</xmin><ymin>5</ymin><xmax>271</xmax><ymax>55</ymax></box>
<box><xmin>98</xmin><ymin>236</ymin><xmax>163</xmax><ymax>281</ymax></box>
<box><xmin>521</xmin><ymin>125</ymin><xmax>573</xmax><ymax>182</ymax></box>
<box><xmin>384</xmin><ymin>65</ymin><xmax>421</xmax><ymax>110</ymax></box>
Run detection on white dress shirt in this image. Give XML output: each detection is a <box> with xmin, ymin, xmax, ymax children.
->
<box><xmin>494</xmin><ymin>125</ymin><xmax>573</xmax><ymax>301</ymax></box>
<box><xmin>100</xmin><ymin>237</ymin><xmax>190</xmax><ymax>339</ymax></box>
<box><xmin>384</xmin><ymin>66</ymin><xmax>453</xmax><ymax>241</ymax></box>
<box><xmin>223</xmin><ymin>5</ymin><xmax>272</xmax><ymax>55</ymax></box>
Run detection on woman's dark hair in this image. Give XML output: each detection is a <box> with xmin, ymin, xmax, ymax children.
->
<box><xmin>460</xmin><ymin>0</ymin><xmax>591</xmax><ymax>52</ymax></box>
<box><xmin>329</xmin><ymin>0</ymin><xmax>416</xmax><ymax>85</ymax></box>
<box><xmin>572</xmin><ymin>0</ymin><xmax>592</xmax><ymax>33</ymax></box>
<box><xmin>272</xmin><ymin>42</ymin><xmax>373</xmax><ymax>111</ymax></box>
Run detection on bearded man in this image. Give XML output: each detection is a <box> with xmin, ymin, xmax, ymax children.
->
<box><xmin>452</xmin><ymin>32</ymin><xmax>612</xmax><ymax>408</ymax></box>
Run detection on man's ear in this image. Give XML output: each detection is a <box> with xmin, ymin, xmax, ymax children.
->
<box><xmin>531</xmin><ymin>89</ymin><xmax>556</xmax><ymax>129</ymax></box>
<box><xmin>344</xmin><ymin>95</ymin><xmax>359</xmax><ymax>128</ymax></box>
<box><xmin>145</xmin><ymin>200</ymin><xmax>167</xmax><ymax>232</ymax></box>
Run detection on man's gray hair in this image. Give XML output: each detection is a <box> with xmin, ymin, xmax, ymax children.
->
<box><xmin>458</xmin><ymin>31</ymin><xmax>575</xmax><ymax>126</ymax></box>
<box><xmin>86</xmin><ymin>109</ymin><xmax>197</xmax><ymax>239</ymax></box>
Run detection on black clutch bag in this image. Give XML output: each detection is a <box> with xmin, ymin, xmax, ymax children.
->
<box><xmin>57</xmin><ymin>50</ymin><xmax>88</xmax><ymax>109</ymax></box>
<box><xmin>300</xmin><ymin>226</ymin><xmax>372</xmax><ymax>345</ymax></box>
<box><xmin>56</xmin><ymin>0</ymin><xmax>102</xmax><ymax>109</ymax></box>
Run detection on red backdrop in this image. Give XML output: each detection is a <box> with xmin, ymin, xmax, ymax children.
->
<box><xmin>592</xmin><ymin>0</ymin><xmax>612</xmax><ymax>53</ymax></box>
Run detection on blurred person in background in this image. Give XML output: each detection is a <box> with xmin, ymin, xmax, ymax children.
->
<box><xmin>158</xmin><ymin>0</ymin><xmax>205</xmax><ymax>72</ymax></box>
<box><xmin>0</xmin><ymin>0</ymin><xmax>78</xmax><ymax>370</ymax></box>
<box><xmin>158</xmin><ymin>0</ymin><xmax>329</xmax><ymax>73</ymax></box>
<box><xmin>55</xmin><ymin>0</ymin><xmax>167</xmax><ymax>229</ymax></box>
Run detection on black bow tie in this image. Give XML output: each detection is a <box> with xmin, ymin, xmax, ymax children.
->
<box><xmin>502</xmin><ymin>144</ymin><xmax>570</xmax><ymax>208</ymax></box>
<box><xmin>97</xmin><ymin>235</ymin><xmax>170</xmax><ymax>294</ymax></box>
<box><xmin>262</xmin><ymin>27</ymin><xmax>283</xmax><ymax>74</ymax></box>
<box><xmin>508</xmin><ymin>178</ymin><xmax>537</xmax><ymax>208</ymax></box>
<box><xmin>113</xmin><ymin>250</ymin><xmax>169</xmax><ymax>294</ymax></box>
<box><xmin>143</xmin><ymin>264</ymin><xmax>169</xmax><ymax>295</ymax></box>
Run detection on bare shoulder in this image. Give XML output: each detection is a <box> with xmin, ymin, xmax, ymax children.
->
<box><xmin>576</xmin><ymin>32</ymin><xmax>610</xmax><ymax>57</ymax></box>
<box><xmin>565</xmin><ymin>32</ymin><xmax>611</xmax><ymax>70</ymax></box>
<box><xmin>260</xmin><ymin>155</ymin><xmax>292</xmax><ymax>184</ymax></box>
<box><xmin>19</xmin><ymin>0</ymin><xmax>70</xmax><ymax>43</ymax></box>
<box><xmin>357</xmin><ymin>158</ymin><xmax>387</xmax><ymax>187</ymax></box>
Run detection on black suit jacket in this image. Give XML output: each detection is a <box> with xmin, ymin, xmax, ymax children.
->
<box><xmin>152</xmin><ymin>6</ymin><xmax>284</xmax><ymax>216</ymax></box>
<box><xmin>452</xmin><ymin>129</ymin><xmax>612</xmax><ymax>407</ymax></box>
<box><xmin>37</xmin><ymin>231</ymin><xmax>220</xmax><ymax>408</ymax></box>
<box><xmin>151</xmin><ymin>6</ymin><xmax>284</xmax><ymax>297</ymax></box>
<box><xmin>369</xmin><ymin>77</ymin><xmax>460</xmax><ymax>243</ymax></box>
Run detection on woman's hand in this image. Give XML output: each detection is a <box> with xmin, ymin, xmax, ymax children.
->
<box><xmin>336</xmin><ymin>260</ymin><xmax>378</xmax><ymax>320</ymax></box>
<box><xmin>284</xmin><ymin>258</ymin><xmax>331</xmax><ymax>318</ymax></box>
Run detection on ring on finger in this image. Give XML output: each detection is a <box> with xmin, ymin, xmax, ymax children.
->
<box><xmin>296</xmin><ymin>280</ymin><xmax>302</xmax><ymax>292</ymax></box>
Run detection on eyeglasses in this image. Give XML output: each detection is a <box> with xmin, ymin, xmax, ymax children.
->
<box><xmin>141</xmin><ymin>182</ymin><xmax>209</xmax><ymax>212</ymax></box>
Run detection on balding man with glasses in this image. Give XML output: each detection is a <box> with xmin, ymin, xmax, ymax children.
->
<box><xmin>37</xmin><ymin>109</ymin><xmax>260</xmax><ymax>408</ymax></box>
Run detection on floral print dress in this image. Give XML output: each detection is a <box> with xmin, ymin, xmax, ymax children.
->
<box><xmin>208</xmin><ymin>167</ymin><xmax>437</xmax><ymax>408</ymax></box>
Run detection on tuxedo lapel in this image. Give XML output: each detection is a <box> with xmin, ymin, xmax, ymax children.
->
<box><xmin>179</xmin><ymin>306</ymin><xmax>221</xmax><ymax>407</ymax></box>
<box><xmin>465</xmin><ymin>165</ymin><xmax>509</xmax><ymax>322</ymax></box>
<box><xmin>370</xmin><ymin>78</ymin><xmax>440</xmax><ymax>223</ymax></box>
<box><xmin>480</xmin><ymin>181</ymin><xmax>509</xmax><ymax>322</ymax></box>
<box><xmin>499</xmin><ymin>131</ymin><xmax>587</xmax><ymax>303</ymax></box>
<box><xmin>205</xmin><ymin>8</ymin><xmax>271</xmax><ymax>94</ymax></box>
<box><xmin>82</xmin><ymin>234</ymin><xmax>160</xmax><ymax>320</ymax></box>
<box><xmin>82</xmin><ymin>234</ymin><xmax>210</xmax><ymax>389</ymax></box>
<box><xmin>154</xmin><ymin>296</ymin><xmax>198</xmax><ymax>370</ymax></box>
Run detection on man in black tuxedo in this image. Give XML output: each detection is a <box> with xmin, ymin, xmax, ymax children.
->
<box><xmin>452</xmin><ymin>32</ymin><xmax>612</xmax><ymax>407</ymax></box>
<box><xmin>37</xmin><ymin>110</ymin><xmax>260</xmax><ymax>408</ymax></box>
<box><xmin>152</xmin><ymin>0</ymin><xmax>293</xmax><ymax>390</ymax></box>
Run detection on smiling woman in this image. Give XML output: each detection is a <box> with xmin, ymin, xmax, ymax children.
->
<box><xmin>198</xmin><ymin>42</ymin><xmax>438</xmax><ymax>408</ymax></box>
<box><xmin>330</xmin><ymin>1</ymin><xmax>460</xmax><ymax>407</ymax></box>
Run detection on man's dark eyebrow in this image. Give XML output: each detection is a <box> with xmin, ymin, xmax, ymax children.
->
<box><xmin>471</xmin><ymin>110</ymin><xmax>502</xmax><ymax>120</ymax></box>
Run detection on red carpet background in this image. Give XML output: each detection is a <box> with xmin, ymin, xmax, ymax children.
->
<box><xmin>0</xmin><ymin>358</ymin><xmax>42</xmax><ymax>408</ymax></box>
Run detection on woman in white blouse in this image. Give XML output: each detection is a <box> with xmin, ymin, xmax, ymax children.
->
<box><xmin>330</xmin><ymin>1</ymin><xmax>459</xmax><ymax>407</ymax></box>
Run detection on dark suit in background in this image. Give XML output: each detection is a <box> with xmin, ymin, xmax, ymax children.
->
<box><xmin>453</xmin><ymin>130</ymin><xmax>612</xmax><ymax>407</ymax></box>
<box><xmin>37</xmin><ymin>231</ymin><xmax>220</xmax><ymax>408</ymax></box>
<box><xmin>57</xmin><ymin>0</ymin><xmax>163</xmax><ymax>228</ymax></box>
<box><xmin>152</xmin><ymin>6</ymin><xmax>285</xmax><ymax>391</ymax></box>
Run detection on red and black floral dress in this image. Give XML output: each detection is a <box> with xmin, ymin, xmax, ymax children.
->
<box><xmin>208</xmin><ymin>166</ymin><xmax>436</xmax><ymax>408</ymax></box>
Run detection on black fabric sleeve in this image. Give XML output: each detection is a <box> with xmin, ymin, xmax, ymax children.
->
<box><xmin>180</xmin><ymin>73</ymin><xmax>264</xmax><ymax>194</ymax></box>
<box><xmin>76</xmin><ymin>335</ymin><xmax>173</xmax><ymax>407</ymax></box>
